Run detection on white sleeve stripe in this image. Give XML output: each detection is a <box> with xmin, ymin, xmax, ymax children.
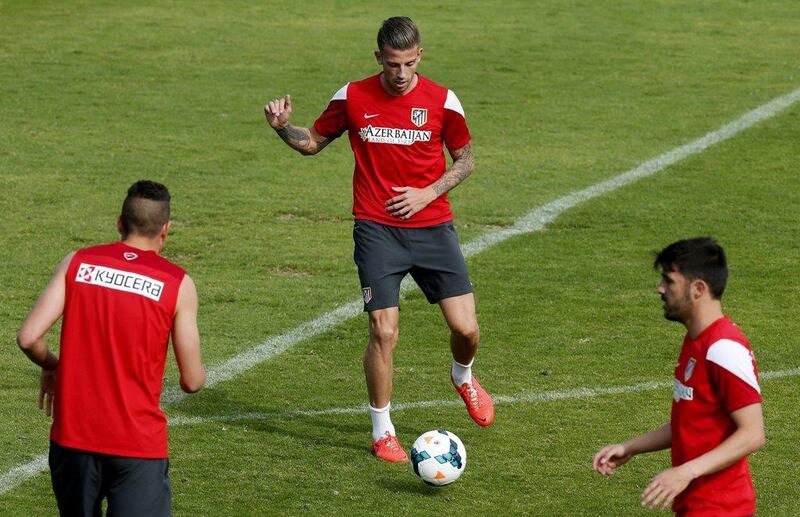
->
<box><xmin>445</xmin><ymin>90</ymin><xmax>465</xmax><ymax>118</ymax></box>
<box><xmin>331</xmin><ymin>83</ymin><xmax>348</xmax><ymax>101</ymax></box>
<box><xmin>706</xmin><ymin>339</ymin><xmax>761</xmax><ymax>394</ymax></box>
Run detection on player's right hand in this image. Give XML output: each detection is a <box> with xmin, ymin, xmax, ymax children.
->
<box><xmin>592</xmin><ymin>443</ymin><xmax>632</xmax><ymax>476</ymax></box>
<box><xmin>39</xmin><ymin>368</ymin><xmax>56</xmax><ymax>417</ymax></box>
<box><xmin>264</xmin><ymin>94</ymin><xmax>292</xmax><ymax>129</ymax></box>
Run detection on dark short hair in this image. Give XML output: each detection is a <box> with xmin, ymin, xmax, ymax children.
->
<box><xmin>654</xmin><ymin>237</ymin><xmax>728</xmax><ymax>299</ymax></box>
<box><xmin>120</xmin><ymin>180</ymin><xmax>171</xmax><ymax>238</ymax></box>
<box><xmin>377</xmin><ymin>16</ymin><xmax>421</xmax><ymax>51</ymax></box>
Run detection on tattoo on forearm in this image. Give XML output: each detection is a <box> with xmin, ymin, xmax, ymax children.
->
<box><xmin>316</xmin><ymin>138</ymin><xmax>332</xmax><ymax>152</ymax></box>
<box><xmin>275</xmin><ymin>124</ymin><xmax>311</xmax><ymax>151</ymax></box>
<box><xmin>274</xmin><ymin>125</ymin><xmax>331</xmax><ymax>155</ymax></box>
<box><xmin>431</xmin><ymin>144</ymin><xmax>475</xmax><ymax>197</ymax></box>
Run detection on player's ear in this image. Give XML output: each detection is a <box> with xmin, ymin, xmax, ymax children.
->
<box><xmin>116</xmin><ymin>216</ymin><xmax>125</xmax><ymax>238</ymax></box>
<box><xmin>374</xmin><ymin>50</ymin><xmax>382</xmax><ymax>65</ymax></box>
<box><xmin>161</xmin><ymin>221</ymin><xmax>171</xmax><ymax>240</ymax></box>
<box><xmin>417</xmin><ymin>47</ymin><xmax>423</xmax><ymax>60</ymax></box>
<box><xmin>691</xmin><ymin>279</ymin><xmax>707</xmax><ymax>300</ymax></box>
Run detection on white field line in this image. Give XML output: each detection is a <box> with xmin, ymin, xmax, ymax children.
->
<box><xmin>160</xmin><ymin>86</ymin><xmax>800</xmax><ymax>405</ymax></box>
<box><xmin>3</xmin><ymin>367</ymin><xmax>797</xmax><ymax>496</ymax></box>
<box><xmin>0</xmin><ymin>454</ymin><xmax>48</xmax><ymax>498</ymax></box>
<box><xmin>165</xmin><ymin>366</ymin><xmax>800</xmax><ymax>427</ymax></box>
<box><xmin>2</xmin><ymin>88</ymin><xmax>799</xmax><ymax>497</ymax></box>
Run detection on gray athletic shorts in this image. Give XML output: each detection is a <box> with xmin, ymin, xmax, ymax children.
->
<box><xmin>353</xmin><ymin>219</ymin><xmax>474</xmax><ymax>312</ymax></box>
<box><xmin>49</xmin><ymin>440</ymin><xmax>172</xmax><ymax>517</ymax></box>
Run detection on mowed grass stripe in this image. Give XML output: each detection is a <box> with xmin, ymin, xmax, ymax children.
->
<box><xmin>2</xmin><ymin>87</ymin><xmax>798</xmax><ymax>497</ymax></box>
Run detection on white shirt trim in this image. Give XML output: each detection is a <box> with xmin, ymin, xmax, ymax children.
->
<box><xmin>445</xmin><ymin>90</ymin><xmax>465</xmax><ymax>118</ymax></box>
<box><xmin>331</xmin><ymin>83</ymin><xmax>348</xmax><ymax>101</ymax></box>
<box><xmin>706</xmin><ymin>338</ymin><xmax>761</xmax><ymax>394</ymax></box>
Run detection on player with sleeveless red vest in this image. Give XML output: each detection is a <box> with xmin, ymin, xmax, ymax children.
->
<box><xmin>593</xmin><ymin>238</ymin><xmax>765</xmax><ymax>516</ymax></box>
<box><xmin>264</xmin><ymin>17</ymin><xmax>494</xmax><ymax>463</ymax></box>
<box><xmin>17</xmin><ymin>180</ymin><xmax>205</xmax><ymax>516</ymax></box>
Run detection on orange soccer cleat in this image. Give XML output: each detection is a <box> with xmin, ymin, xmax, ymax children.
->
<box><xmin>372</xmin><ymin>432</ymin><xmax>409</xmax><ymax>463</ymax></box>
<box><xmin>452</xmin><ymin>375</ymin><xmax>495</xmax><ymax>427</ymax></box>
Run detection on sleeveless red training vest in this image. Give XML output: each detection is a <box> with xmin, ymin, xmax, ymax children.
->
<box><xmin>51</xmin><ymin>242</ymin><xmax>185</xmax><ymax>458</ymax></box>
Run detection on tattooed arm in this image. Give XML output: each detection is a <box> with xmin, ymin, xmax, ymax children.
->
<box><xmin>273</xmin><ymin>124</ymin><xmax>332</xmax><ymax>156</ymax></box>
<box><xmin>385</xmin><ymin>143</ymin><xmax>475</xmax><ymax>220</ymax></box>
<box><xmin>264</xmin><ymin>94</ymin><xmax>332</xmax><ymax>156</ymax></box>
<box><xmin>431</xmin><ymin>143</ymin><xmax>475</xmax><ymax>197</ymax></box>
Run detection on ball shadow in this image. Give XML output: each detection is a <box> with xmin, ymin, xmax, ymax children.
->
<box><xmin>376</xmin><ymin>477</ymin><xmax>450</xmax><ymax>496</ymax></box>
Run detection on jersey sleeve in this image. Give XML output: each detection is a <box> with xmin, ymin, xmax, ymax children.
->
<box><xmin>442</xmin><ymin>90</ymin><xmax>471</xmax><ymax>151</ymax></box>
<box><xmin>706</xmin><ymin>339</ymin><xmax>762</xmax><ymax>412</ymax></box>
<box><xmin>313</xmin><ymin>84</ymin><xmax>349</xmax><ymax>139</ymax></box>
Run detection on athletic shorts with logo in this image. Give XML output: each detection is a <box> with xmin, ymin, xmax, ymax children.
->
<box><xmin>353</xmin><ymin>219</ymin><xmax>473</xmax><ymax>311</ymax></box>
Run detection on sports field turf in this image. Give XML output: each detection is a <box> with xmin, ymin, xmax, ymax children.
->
<box><xmin>1</xmin><ymin>1</ymin><xmax>799</xmax><ymax>515</ymax></box>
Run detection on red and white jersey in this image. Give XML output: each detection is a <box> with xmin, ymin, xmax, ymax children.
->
<box><xmin>313</xmin><ymin>73</ymin><xmax>471</xmax><ymax>228</ymax></box>
<box><xmin>671</xmin><ymin>316</ymin><xmax>762</xmax><ymax>516</ymax></box>
<box><xmin>51</xmin><ymin>242</ymin><xmax>185</xmax><ymax>459</ymax></box>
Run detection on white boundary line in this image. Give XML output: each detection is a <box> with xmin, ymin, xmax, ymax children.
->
<box><xmin>160</xmin><ymin>86</ymin><xmax>800</xmax><ymax>404</ymax></box>
<box><xmin>165</xmin><ymin>367</ymin><xmax>800</xmax><ymax>427</ymax></box>
<box><xmin>0</xmin><ymin>455</ymin><xmax>48</xmax><ymax>499</ymax></box>
<box><xmin>3</xmin><ymin>367</ymin><xmax>798</xmax><ymax>496</ymax></box>
<box><xmin>2</xmin><ymin>88</ymin><xmax>799</xmax><ymax>497</ymax></box>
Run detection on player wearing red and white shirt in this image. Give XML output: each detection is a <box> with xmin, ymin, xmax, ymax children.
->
<box><xmin>670</xmin><ymin>316</ymin><xmax>761</xmax><ymax>514</ymax></box>
<box><xmin>264</xmin><ymin>17</ymin><xmax>494</xmax><ymax>463</ymax></box>
<box><xmin>312</xmin><ymin>72</ymin><xmax>471</xmax><ymax>228</ymax></box>
<box><xmin>593</xmin><ymin>238</ymin><xmax>765</xmax><ymax>516</ymax></box>
<box><xmin>17</xmin><ymin>181</ymin><xmax>205</xmax><ymax>516</ymax></box>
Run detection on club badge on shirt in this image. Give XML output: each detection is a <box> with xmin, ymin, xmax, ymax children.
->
<box><xmin>411</xmin><ymin>108</ymin><xmax>427</xmax><ymax>127</ymax></box>
<box><xmin>684</xmin><ymin>357</ymin><xmax>696</xmax><ymax>381</ymax></box>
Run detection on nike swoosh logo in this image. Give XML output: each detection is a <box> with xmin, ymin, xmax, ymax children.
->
<box><xmin>363</xmin><ymin>113</ymin><xmax>380</xmax><ymax>119</ymax></box>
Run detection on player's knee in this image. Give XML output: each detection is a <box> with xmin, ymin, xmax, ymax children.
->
<box><xmin>453</xmin><ymin>323</ymin><xmax>479</xmax><ymax>345</ymax></box>
<box><xmin>369</xmin><ymin>325</ymin><xmax>398</xmax><ymax>350</ymax></box>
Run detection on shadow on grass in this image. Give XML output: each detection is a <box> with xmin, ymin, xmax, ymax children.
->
<box><xmin>171</xmin><ymin>387</ymin><xmax>368</xmax><ymax>455</ymax></box>
<box><xmin>169</xmin><ymin>383</ymin><xmax>481</xmax><ymax>471</ymax></box>
<box><xmin>376</xmin><ymin>477</ymin><xmax>452</xmax><ymax>495</ymax></box>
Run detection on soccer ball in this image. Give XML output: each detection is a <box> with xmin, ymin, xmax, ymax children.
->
<box><xmin>409</xmin><ymin>429</ymin><xmax>467</xmax><ymax>486</ymax></box>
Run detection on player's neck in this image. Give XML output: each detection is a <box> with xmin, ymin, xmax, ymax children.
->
<box><xmin>121</xmin><ymin>236</ymin><xmax>163</xmax><ymax>255</ymax></box>
<box><xmin>380</xmin><ymin>73</ymin><xmax>418</xmax><ymax>96</ymax></box>
<box><xmin>684</xmin><ymin>302</ymin><xmax>724</xmax><ymax>339</ymax></box>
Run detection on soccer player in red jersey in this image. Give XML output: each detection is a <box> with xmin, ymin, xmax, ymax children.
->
<box><xmin>264</xmin><ymin>17</ymin><xmax>494</xmax><ymax>462</ymax></box>
<box><xmin>593</xmin><ymin>238</ymin><xmax>765</xmax><ymax>516</ymax></box>
<box><xmin>17</xmin><ymin>181</ymin><xmax>205</xmax><ymax>516</ymax></box>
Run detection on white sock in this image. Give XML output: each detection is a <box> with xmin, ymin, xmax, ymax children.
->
<box><xmin>451</xmin><ymin>358</ymin><xmax>474</xmax><ymax>386</ymax></box>
<box><xmin>369</xmin><ymin>403</ymin><xmax>396</xmax><ymax>441</ymax></box>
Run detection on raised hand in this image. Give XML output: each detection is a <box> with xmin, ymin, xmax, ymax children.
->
<box><xmin>264</xmin><ymin>94</ymin><xmax>293</xmax><ymax>129</ymax></box>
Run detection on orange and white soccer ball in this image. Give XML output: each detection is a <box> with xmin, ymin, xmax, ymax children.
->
<box><xmin>409</xmin><ymin>430</ymin><xmax>466</xmax><ymax>486</ymax></box>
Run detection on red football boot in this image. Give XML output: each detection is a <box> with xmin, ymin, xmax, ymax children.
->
<box><xmin>452</xmin><ymin>375</ymin><xmax>495</xmax><ymax>427</ymax></box>
<box><xmin>372</xmin><ymin>432</ymin><xmax>409</xmax><ymax>463</ymax></box>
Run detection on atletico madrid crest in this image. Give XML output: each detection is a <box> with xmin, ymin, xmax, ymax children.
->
<box><xmin>411</xmin><ymin>108</ymin><xmax>427</xmax><ymax>127</ymax></box>
<box><xmin>684</xmin><ymin>358</ymin><xmax>696</xmax><ymax>381</ymax></box>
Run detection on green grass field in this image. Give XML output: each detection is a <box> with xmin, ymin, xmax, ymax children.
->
<box><xmin>2</xmin><ymin>1</ymin><xmax>799</xmax><ymax>515</ymax></box>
